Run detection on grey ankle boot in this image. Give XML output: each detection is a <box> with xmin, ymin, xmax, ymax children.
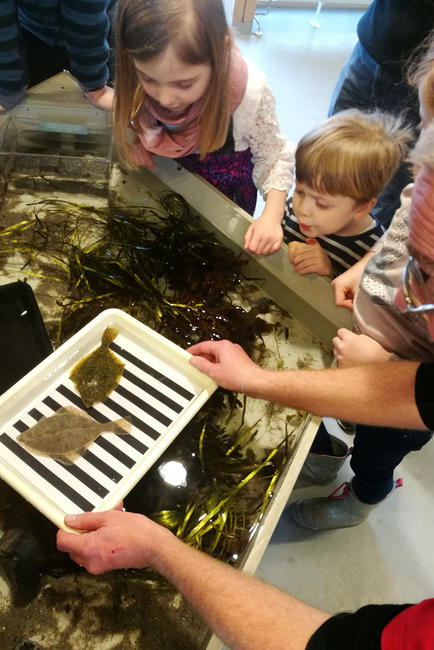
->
<box><xmin>290</xmin><ymin>478</ymin><xmax>403</xmax><ymax>531</ymax></box>
<box><xmin>300</xmin><ymin>433</ymin><xmax>351</xmax><ymax>484</ymax></box>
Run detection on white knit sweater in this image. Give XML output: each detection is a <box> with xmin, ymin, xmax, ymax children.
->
<box><xmin>232</xmin><ymin>61</ymin><xmax>295</xmax><ymax>197</ymax></box>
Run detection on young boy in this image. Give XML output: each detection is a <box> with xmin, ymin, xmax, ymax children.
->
<box><xmin>291</xmin><ymin>123</ymin><xmax>434</xmax><ymax>532</ymax></box>
<box><xmin>282</xmin><ymin>109</ymin><xmax>411</xmax><ymax>278</ymax></box>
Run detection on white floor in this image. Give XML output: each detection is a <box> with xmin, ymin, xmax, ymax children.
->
<box><xmin>234</xmin><ymin>7</ymin><xmax>434</xmax><ymax>616</ymax></box>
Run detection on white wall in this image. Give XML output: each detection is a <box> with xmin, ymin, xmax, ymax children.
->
<box><xmin>256</xmin><ymin>1</ymin><xmax>371</xmax><ymax>7</ymax></box>
<box><xmin>222</xmin><ymin>0</ymin><xmax>236</xmax><ymax>23</ymax></box>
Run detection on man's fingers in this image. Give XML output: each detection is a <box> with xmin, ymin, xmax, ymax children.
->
<box><xmin>57</xmin><ymin>529</ymin><xmax>84</xmax><ymax>553</ymax></box>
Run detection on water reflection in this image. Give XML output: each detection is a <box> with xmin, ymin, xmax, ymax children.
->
<box><xmin>158</xmin><ymin>460</ymin><xmax>188</xmax><ymax>488</ymax></box>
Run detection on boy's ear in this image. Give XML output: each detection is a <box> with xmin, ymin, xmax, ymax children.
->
<box><xmin>354</xmin><ymin>197</ymin><xmax>377</xmax><ymax>220</ymax></box>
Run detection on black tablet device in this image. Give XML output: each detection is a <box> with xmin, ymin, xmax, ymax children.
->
<box><xmin>0</xmin><ymin>282</ymin><xmax>53</xmax><ymax>395</ymax></box>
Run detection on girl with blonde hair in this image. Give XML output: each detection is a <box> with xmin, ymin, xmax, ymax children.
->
<box><xmin>113</xmin><ymin>0</ymin><xmax>294</xmax><ymax>255</ymax></box>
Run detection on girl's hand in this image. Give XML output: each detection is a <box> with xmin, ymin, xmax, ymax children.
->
<box><xmin>288</xmin><ymin>239</ymin><xmax>332</xmax><ymax>276</ymax></box>
<box><xmin>56</xmin><ymin>510</ymin><xmax>167</xmax><ymax>574</ymax></box>
<box><xmin>188</xmin><ymin>340</ymin><xmax>257</xmax><ymax>392</ymax></box>
<box><xmin>333</xmin><ymin>328</ymin><xmax>391</xmax><ymax>368</ymax></box>
<box><xmin>244</xmin><ymin>215</ymin><xmax>283</xmax><ymax>256</ymax></box>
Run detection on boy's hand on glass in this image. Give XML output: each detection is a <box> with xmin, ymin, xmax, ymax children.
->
<box><xmin>288</xmin><ymin>238</ymin><xmax>332</xmax><ymax>276</ymax></box>
<box><xmin>243</xmin><ymin>214</ymin><xmax>283</xmax><ymax>256</ymax></box>
<box><xmin>333</xmin><ymin>328</ymin><xmax>391</xmax><ymax>368</ymax></box>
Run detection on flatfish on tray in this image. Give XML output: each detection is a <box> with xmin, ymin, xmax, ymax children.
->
<box><xmin>69</xmin><ymin>326</ymin><xmax>125</xmax><ymax>408</ymax></box>
<box><xmin>17</xmin><ymin>405</ymin><xmax>131</xmax><ymax>464</ymax></box>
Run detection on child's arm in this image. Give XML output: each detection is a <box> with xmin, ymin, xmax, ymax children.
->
<box><xmin>244</xmin><ymin>189</ymin><xmax>286</xmax><ymax>255</ymax></box>
<box><xmin>235</xmin><ymin>63</ymin><xmax>294</xmax><ymax>256</ymax></box>
<box><xmin>288</xmin><ymin>239</ymin><xmax>333</xmax><ymax>276</ymax></box>
<box><xmin>333</xmin><ymin>328</ymin><xmax>391</xmax><ymax>368</ymax></box>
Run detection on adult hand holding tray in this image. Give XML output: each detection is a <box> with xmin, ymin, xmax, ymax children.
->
<box><xmin>0</xmin><ymin>309</ymin><xmax>217</xmax><ymax>531</ymax></box>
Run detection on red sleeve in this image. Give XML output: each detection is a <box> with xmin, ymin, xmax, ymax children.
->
<box><xmin>381</xmin><ymin>599</ymin><xmax>434</xmax><ymax>649</ymax></box>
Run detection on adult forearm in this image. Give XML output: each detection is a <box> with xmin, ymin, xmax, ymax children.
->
<box><xmin>58</xmin><ymin>509</ymin><xmax>328</xmax><ymax>649</ymax></box>
<box><xmin>151</xmin><ymin>530</ymin><xmax>329</xmax><ymax>650</ymax></box>
<box><xmin>244</xmin><ymin>361</ymin><xmax>424</xmax><ymax>429</ymax></box>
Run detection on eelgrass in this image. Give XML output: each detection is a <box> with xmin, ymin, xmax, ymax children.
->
<box><xmin>0</xmin><ymin>194</ymin><xmax>268</xmax><ymax>351</ymax></box>
<box><xmin>126</xmin><ymin>414</ymin><xmax>297</xmax><ymax>564</ymax></box>
<box><xmin>0</xmin><ymin>191</ymin><xmax>300</xmax><ymax>565</ymax></box>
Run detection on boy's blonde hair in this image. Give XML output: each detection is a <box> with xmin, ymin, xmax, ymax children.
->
<box><xmin>114</xmin><ymin>0</ymin><xmax>232</xmax><ymax>166</ymax></box>
<box><xmin>295</xmin><ymin>109</ymin><xmax>411</xmax><ymax>203</ymax></box>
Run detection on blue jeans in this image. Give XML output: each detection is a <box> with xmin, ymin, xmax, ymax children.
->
<box><xmin>329</xmin><ymin>42</ymin><xmax>420</xmax><ymax>228</ymax></box>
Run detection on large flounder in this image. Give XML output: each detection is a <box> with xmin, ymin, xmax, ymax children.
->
<box><xmin>17</xmin><ymin>405</ymin><xmax>131</xmax><ymax>465</ymax></box>
<box><xmin>70</xmin><ymin>326</ymin><xmax>125</xmax><ymax>408</ymax></box>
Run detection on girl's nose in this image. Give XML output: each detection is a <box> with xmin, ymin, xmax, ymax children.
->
<box><xmin>156</xmin><ymin>86</ymin><xmax>176</xmax><ymax>108</ymax></box>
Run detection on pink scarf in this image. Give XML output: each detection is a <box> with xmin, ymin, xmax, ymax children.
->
<box><xmin>133</xmin><ymin>45</ymin><xmax>248</xmax><ymax>168</ymax></box>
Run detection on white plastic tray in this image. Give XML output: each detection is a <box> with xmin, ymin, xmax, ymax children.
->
<box><xmin>0</xmin><ymin>309</ymin><xmax>217</xmax><ymax>530</ymax></box>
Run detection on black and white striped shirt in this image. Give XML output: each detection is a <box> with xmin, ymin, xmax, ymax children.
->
<box><xmin>282</xmin><ymin>198</ymin><xmax>384</xmax><ymax>278</ymax></box>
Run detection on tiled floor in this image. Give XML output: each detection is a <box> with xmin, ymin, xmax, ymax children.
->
<box><xmin>234</xmin><ymin>7</ymin><xmax>434</xmax><ymax>618</ymax></box>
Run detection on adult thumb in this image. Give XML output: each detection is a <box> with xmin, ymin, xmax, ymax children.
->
<box><xmin>189</xmin><ymin>354</ymin><xmax>213</xmax><ymax>376</ymax></box>
<box><xmin>63</xmin><ymin>512</ymin><xmax>106</xmax><ymax>532</ymax></box>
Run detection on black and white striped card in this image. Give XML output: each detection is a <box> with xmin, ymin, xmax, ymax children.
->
<box><xmin>0</xmin><ymin>309</ymin><xmax>216</xmax><ymax>529</ymax></box>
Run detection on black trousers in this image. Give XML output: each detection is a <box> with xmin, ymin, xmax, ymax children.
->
<box><xmin>21</xmin><ymin>26</ymin><xmax>115</xmax><ymax>88</ymax></box>
<box><xmin>21</xmin><ymin>28</ymin><xmax>69</xmax><ymax>88</ymax></box>
<box><xmin>311</xmin><ymin>421</ymin><xmax>432</xmax><ymax>502</ymax></box>
<box><xmin>350</xmin><ymin>424</ymin><xmax>432</xmax><ymax>503</ymax></box>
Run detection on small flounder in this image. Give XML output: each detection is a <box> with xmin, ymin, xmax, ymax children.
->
<box><xmin>70</xmin><ymin>326</ymin><xmax>125</xmax><ymax>408</ymax></box>
<box><xmin>17</xmin><ymin>405</ymin><xmax>131</xmax><ymax>465</ymax></box>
